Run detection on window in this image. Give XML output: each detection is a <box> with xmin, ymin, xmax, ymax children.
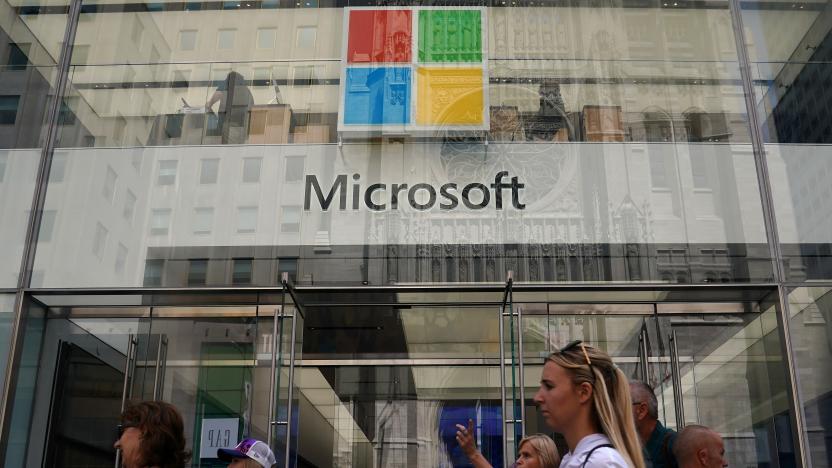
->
<box><xmin>179</xmin><ymin>30</ymin><xmax>197</xmax><ymax>50</ymax></box>
<box><xmin>57</xmin><ymin>99</ymin><xmax>76</xmax><ymax>126</ymax></box>
<box><xmin>296</xmin><ymin>26</ymin><xmax>316</xmax><ymax>48</ymax></box>
<box><xmin>150</xmin><ymin>209</ymin><xmax>171</xmax><ymax>235</ymax></box>
<box><xmin>0</xmin><ymin>96</ymin><xmax>20</xmax><ymax>125</ymax></box>
<box><xmin>6</xmin><ymin>43</ymin><xmax>29</xmax><ymax>70</ymax></box>
<box><xmin>115</xmin><ymin>243</ymin><xmax>128</xmax><ymax>274</ymax></box>
<box><xmin>143</xmin><ymin>259</ymin><xmax>164</xmax><ymax>286</ymax></box>
<box><xmin>157</xmin><ymin>160</ymin><xmax>177</xmax><ymax>185</ymax></box>
<box><xmin>0</xmin><ymin>153</ymin><xmax>7</xmax><ymax>182</ymax></box>
<box><xmin>242</xmin><ymin>158</ymin><xmax>262</xmax><ymax>183</ymax></box>
<box><xmin>232</xmin><ymin>258</ymin><xmax>253</xmax><ymax>284</ymax></box>
<box><xmin>278</xmin><ymin>257</ymin><xmax>298</xmax><ymax>282</ymax></box>
<box><xmin>280</xmin><ymin>206</ymin><xmax>301</xmax><ymax>233</ymax></box>
<box><xmin>237</xmin><ymin>206</ymin><xmax>258</xmax><ymax>233</ymax></box>
<box><xmin>217</xmin><ymin>29</ymin><xmax>236</xmax><ymax>49</ymax></box>
<box><xmin>39</xmin><ymin>210</ymin><xmax>57</xmax><ymax>242</ymax></box>
<box><xmin>102</xmin><ymin>165</ymin><xmax>117</xmax><ymax>202</ymax></box>
<box><xmin>690</xmin><ymin>152</ymin><xmax>709</xmax><ymax>189</ymax></box>
<box><xmin>285</xmin><ymin>156</ymin><xmax>304</xmax><ymax>182</ymax></box>
<box><xmin>193</xmin><ymin>207</ymin><xmax>213</xmax><ymax>234</ymax></box>
<box><xmin>92</xmin><ymin>222</ymin><xmax>108</xmax><ymax>260</ymax></box>
<box><xmin>257</xmin><ymin>28</ymin><xmax>276</xmax><ymax>49</ymax></box>
<box><xmin>188</xmin><ymin>259</ymin><xmax>208</xmax><ymax>285</ymax></box>
<box><xmin>200</xmin><ymin>158</ymin><xmax>219</xmax><ymax>184</ymax></box>
<box><xmin>123</xmin><ymin>189</ymin><xmax>137</xmax><ymax>222</ymax></box>
<box><xmin>649</xmin><ymin>152</ymin><xmax>668</xmax><ymax>189</ymax></box>
<box><xmin>48</xmin><ymin>152</ymin><xmax>67</xmax><ymax>183</ymax></box>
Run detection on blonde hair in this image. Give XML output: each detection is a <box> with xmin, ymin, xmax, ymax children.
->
<box><xmin>546</xmin><ymin>344</ymin><xmax>645</xmax><ymax>468</ymax></box>
<box><xmin>518</xmin><ymin>434</ymin><xmax>560</xmax><ymax>468</ymax></box>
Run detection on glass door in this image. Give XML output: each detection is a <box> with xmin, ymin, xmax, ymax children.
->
<box><xmin>500</xmin><ymin>276</ymin><xmax>524</xmax><ymax>467</ymax></box>
<box><xmin>655</xmin><ymin>303</ymin><xmax>795</xmax><ymax>466</ymax></box>
<box><xmin>520</xmin><ymin>304</ymin><xmax>661</xmax><ymax>445</ymax></box>
<box><xmin>267</xmin><ymin>299</ymin><xmax>304</xmax><ymax>468</ymax></box>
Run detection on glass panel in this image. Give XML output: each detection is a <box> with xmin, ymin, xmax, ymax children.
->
<box><xmin>766</xmin><ymin>144</ymin><xmax>832</xmax><ymax>280</ymax></box>
<box><xmin>0</xmin><ymin>149</ymin><xmax>39</xmax><ymax>287</ymax></box>
<box><xmin>33</xmin><ymin>142</ymin><xmax>771</xmax><ymax>287</ymax></box>
<box><xmin>657</xmin><ymin>307</ymin><xmax>796</xmax><ymax>466</ymax></box>
<box><xmin>787</xmin><ymin>286</ymin><xmax>832</xmax><ymax>467</ymax></box>
<box><xmin>741</xmin><ymin>0</ymin><xmax>831</xmax><ymax>64</ymax></box>
<box><xmin>3</xmin><ymin>304</ymin><xmax>150</xmax><ymax>468</ymax></box>
<box><xmin>0</xmin><ymin>295</ymin><xmax>16</xmax><ymax>404</ymax></box>
<box><xmin>144</xmin><ymin>306</ymin><xmax>265</xmax><ymax>465</ymax></box>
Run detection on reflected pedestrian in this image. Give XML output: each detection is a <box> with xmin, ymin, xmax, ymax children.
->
<box><xmin>673</xmin><ymin>425</ymin><xmax>727</xmax><ymax>468</ymax></box>
<box><xmin>533</xmin><ymin>341</ymin><xmax>645</xmax><ymax>468</ymax></box>
<box><xmin>630</xmin><ymin>380</ymin><xmax>677</xmax><ymax>468</ymax></box>
<box><xmin>114</xmin><ymin>400</ymin><xmax>191</xmax><ymax>468</ymax></box>
<box><xmin>218</xmin><ymin>438</ymin><xmax>277</xmax><ymax>468</ymax></box>
<box><xmin>205</xmin><ymin>71</ymin><xmax>254</xmax><ymax>144</ymax></box>
<box><xmin>456</xmin><ymin>419</ymin><xmax>559</xmax><ymax>468</ymax></box>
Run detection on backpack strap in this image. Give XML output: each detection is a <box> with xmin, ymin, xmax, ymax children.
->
<box><xmin>581</xmin><ymin>444</ymin><xmax>615</xmax><ymax>468</ymax></box>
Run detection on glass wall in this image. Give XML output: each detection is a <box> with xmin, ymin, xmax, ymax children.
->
<box><xmin>787</xmin><ymin>286</ymin><xmax>832</xmax><ymax>467</ymax></box>
<box><xmin>742</xmin><ymin>0</ymin><xmax>832</xmax><ymax>280</ymax></box>
<box><xmin>24</xmin><ymin>0</ymin><xmax>777</xmax><ymax>286</ymax></box>
<box><xmin>0</xmin><ymin>0</ymin><xmax>66</xmax><ymax>286</ymax></box>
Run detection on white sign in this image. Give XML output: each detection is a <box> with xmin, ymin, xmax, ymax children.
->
<box><xmin>200</xmin><ymin>418</ymin><xmax>239</xmax><ymax>459</ymax></box>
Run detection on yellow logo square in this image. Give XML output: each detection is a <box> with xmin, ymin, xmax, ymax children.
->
<box><xmin>416</xmin><ymin>67</ymin><xmax>484</xmax><ymax>126</ymax></box>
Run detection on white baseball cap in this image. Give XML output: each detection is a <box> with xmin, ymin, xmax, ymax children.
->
<box><xmin>217</xmin><ymin>438</ymin><xmax>276</xmax><ymax>468</ymax></box>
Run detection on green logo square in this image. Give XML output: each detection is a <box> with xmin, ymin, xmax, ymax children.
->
<box><xmin>418</xmin><ymin>10</ymin><xmax>482</xmax><ymax>63</ymax></box>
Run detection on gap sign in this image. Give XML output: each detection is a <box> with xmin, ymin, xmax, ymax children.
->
<box><xmin>338</xmin><ymin>7</ymin><xmax>489</xmax><ymax>132</ymax></box>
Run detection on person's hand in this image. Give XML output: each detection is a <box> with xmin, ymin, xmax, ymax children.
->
<box><xmin>456</xmin><ymin>419</ymin><xmax>477</xmax><ymax>458</ymax></box>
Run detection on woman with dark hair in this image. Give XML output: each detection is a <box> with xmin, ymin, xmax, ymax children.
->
<box><xmin>114</xmin><ymin>401</ymin><xmax>191</xmax><ymax>468</ymax></box>
<box><xmin>533</xmin><ymin>341</ymin><xmax>645</xmax><ymax>468</ymax></box>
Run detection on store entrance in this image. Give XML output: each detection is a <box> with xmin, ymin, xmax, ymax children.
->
<box><xmin>26</xmin><ymin>285</ymin><xmax>795</xmax><ymax>468</ymax></box>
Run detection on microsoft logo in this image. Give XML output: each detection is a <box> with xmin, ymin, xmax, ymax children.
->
<box><xmin>338</xmin><ymin>7</ymin><xmax>489</xmax><ymax>132</ymax></box>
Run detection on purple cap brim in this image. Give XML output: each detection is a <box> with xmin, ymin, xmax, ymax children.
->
<box><xmin>217</xmin><ymin>448</ymin><xmax>247</xmax><ymax>461</ymax></box>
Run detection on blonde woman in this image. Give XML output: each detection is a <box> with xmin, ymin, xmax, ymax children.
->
<box><xmin>456</xmin><ymin>419</ymin><xmax>560</xmax><ymax>468</ymax></box>
<box><xmin>533</xmin><ymin>341</ymin><xmax>645</xmax><ymax>468</ymax></box>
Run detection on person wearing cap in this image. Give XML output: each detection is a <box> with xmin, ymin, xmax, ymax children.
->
<box><xmin>218</xmin><ymin>438</ymin><xmax>277</xmax><ymax>468</ymax></box>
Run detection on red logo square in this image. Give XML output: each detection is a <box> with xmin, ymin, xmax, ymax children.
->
<box><xmin>347</xmin><ymin>10</ymin><xmax>412</xmax><ymax>63</ymax></box>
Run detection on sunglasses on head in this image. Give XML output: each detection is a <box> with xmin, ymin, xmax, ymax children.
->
<box><xmin>557</xmin><ymin>340</ymin><xmax>592</xmax><ymax>367</ymax></box>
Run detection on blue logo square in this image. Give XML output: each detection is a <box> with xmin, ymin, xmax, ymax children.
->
<box><xmin>344</xmin><ymin>67</ymin><xmax>411</xmax><ymax>125</ymax></box>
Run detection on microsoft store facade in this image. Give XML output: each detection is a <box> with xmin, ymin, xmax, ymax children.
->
<box><xmin>1</xmin><ymin>0</ymin><xmax>832</xmax><ymax>466</ymax></box>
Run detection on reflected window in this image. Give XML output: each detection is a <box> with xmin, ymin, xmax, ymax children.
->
<box><xmin>57</xmin><ymin>99</ymin><xmax>77</xmax><ymax>126</ymax></box>
<box><xmin>649</xmin><ymin>153</ymin><xmax>669</xmax><ymax>189</ymax></box>
<box><xmin>278</xmin><ymin>257</ymin><xmax>298</xmax><ymax>282</ymax></box>
<box><xmin>157</xmin><ymin>160</ymin><xmax>177</xmax><ymax>185</ymax></box>
<box><xmin>232</xmin><ymin>258</ymin><xmax>252</xmax><ymax>284</ymax></box>
<box><xmin>690</xmin><ymin>152</ymin><xmax>709</xmax><ymax>189</ymax></box>
<box><xmin>143</xmin><ymin>259</ymin><xmax>164</xmax><ymax>286</ymax></box>
<box><xmin>193</xmin><ymin>207</ymin><xmax>213</xmax><ymax>235</ymax></box>
<box><xmin>0</xmin><ymin>96</ymin><xmax>20</xmax><ymax>125</ymax></box>
<box><xmin>217</xmin><ymin>29</ymin><xmax>236</xmax><ymax>49</ymax></box>
<box><xmin>285</xmin><ymin>156</ymin><xmax>304</xmax><ymax>182</ymax></box>
<box><xmin>102</xmin><ymin>166</ymin><xmax>117</xmax><ymax>203</ymax></box>
<box><xmin>237</xmin><ymin>206</ymin><xmax>258</xmax><ymax>233</ymax></box>
<box><xmin>200</xmin><ymin>158</ymin><xmax>219</xmax><ymax>184</ymax></box>
<box><xmin>92</xmin><ymin>222</ymin><xmax>108</xmax><ymax>260</ymax></box>
<box><xmin>293</xmin><ymin>66</ymin><xmax>314</xmax><ymax>87</ymax></box>
<box><xmin>257</xmin><ymin>28</ymin><xmax>276</xmax><ymax>49</ymax></box>
<box><xmin>150</xmin><ymin>209</ymin><xmax>171</xmax><ymax>235</ymax></box>
<box><xmin>296</xmin><ymin>26</ymin><xmax>316</xmax><ymax>49</ymax></box>
<box><xmin>50</xmin><ymin>153</ymin><xmax>67</xmax><ymax>183</ymax></box>
<box><xmin>115</xmin><ymin>243</ymin><xmax>128</xmax><ymax>275</ymax></box>
<box><xmin>179</xmin><ymin>30</ymin><xmax>197</xmax><ymax>51</ymax></box>
<box><xmin>242</xmin><ymin>158</ymin><xmax>261</xmax><ymax>183</ymax></box>
<box><xmin>188</xmin><ymin>259</ymin><xmax>208</xmax><ymax>285</ymax></box>
<box><xmin>39</xmin><ymin>210</ymin><xmax>57</xmax><ymax>243</ymax></box>
<box><xmin>123</xmin><ymin>190</ymin><xmax>137</xmax><ymax>223</ymax></box>
<box><xmin>280</xmin><ymin>206</ymin><xmax>300</xmax><ymax>233</ymax></box>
